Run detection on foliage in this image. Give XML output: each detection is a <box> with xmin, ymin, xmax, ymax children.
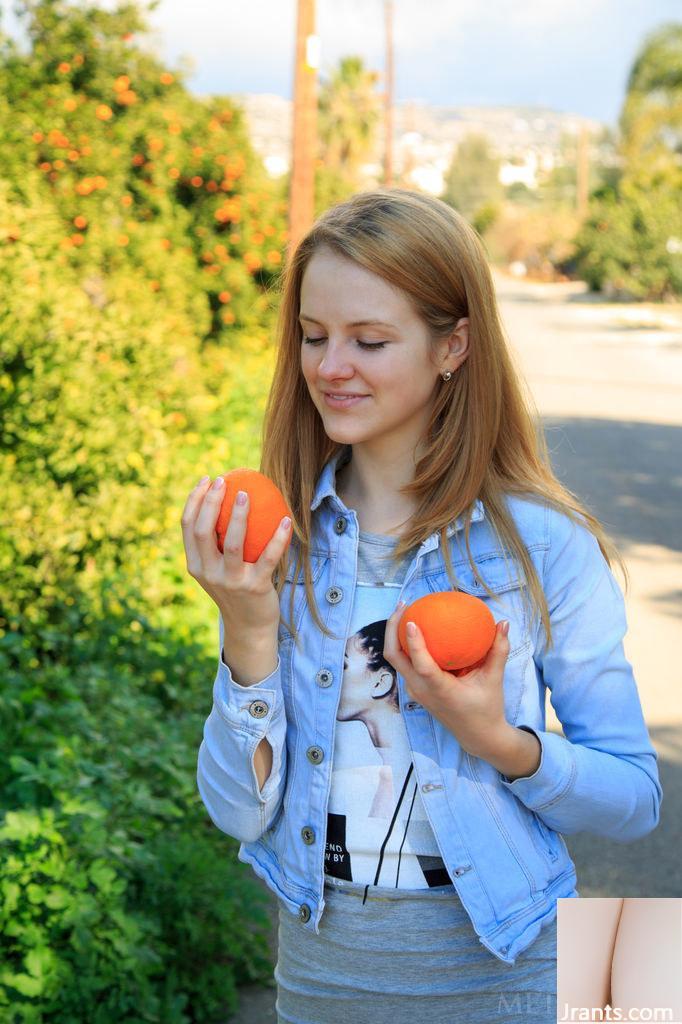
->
<box><xmin>572</xmin><ymin>21</ymin><xmax>682</xmax><ymax>298</ymax></box>
<box><xmin>0</xmin><ymin>632</ymin><xmax>275</xmax><ymax>1022</ymax></box>
<box><xmin>440</xmin><ymin>133</ymin><xmax>503</xmax><ymax>231</ymax></box>
<box><xmin>0</xmin><ymin>0</ymin><xmax>286</xmax><ymax>1019</ymax></box>
<box><xmin>571</xmin><ymin>169</ymin><xmax>682</xmax><ymax>300</ymax></box>
<box><xmin>619</xmin><ymin>21</ymin><xmax>682</xmax><ymax>171</ymax></box>
<box><xmin>483</xmin><ymin>202</ymin><xmax>581</xmax><ymax>280</ymax></box>
<box><xmin>315</xmin><ymin>54</ymin><xmax>382</xmax><ymax>216</ymax></box>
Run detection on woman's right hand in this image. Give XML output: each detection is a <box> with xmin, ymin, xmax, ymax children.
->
<box><xmin>180</xmin><ymin>476</ymin><xmax>291</xmax><ymax>640</ymax></box>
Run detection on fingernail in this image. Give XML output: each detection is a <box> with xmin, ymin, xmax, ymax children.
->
<box><xmin>407</xmin><ymin>621</ymin><xmax>417</xmax><ymax>636</ymax></box>
<box><xmin>236</xmin><ymin>490</ymin><xmax>247</xmax><ymax>504</ymax></box>
<box><xmin>212</xmin><ymin>477</ymin><xmax>224</xmax><ymax>491</ymax></box>
<box><xmin>198</xmin><ymin>475</ymin><xmax>210</xmax><ymax>485</ymax></box>
<box><xmin>501</xmin><ymin>620</ymin><xmax>510</xmax><ymax>637</ymax></box>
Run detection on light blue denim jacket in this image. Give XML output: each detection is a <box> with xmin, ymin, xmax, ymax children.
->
<box><xmin>196</xmin><ymin>448</ymin><xmax>662</xmax><ymax>965</ymax></box>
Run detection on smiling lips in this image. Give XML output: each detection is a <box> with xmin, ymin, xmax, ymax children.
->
<box><xmin>323</xmin><ymin>393</ymin><xmax>369</xmax><ymax>408</ymax></box>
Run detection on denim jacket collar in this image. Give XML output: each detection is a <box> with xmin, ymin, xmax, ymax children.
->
<box><xmin>310</xmin><ymin>445</ymin><xmax>486</xmax><ymax>555</ymax></box>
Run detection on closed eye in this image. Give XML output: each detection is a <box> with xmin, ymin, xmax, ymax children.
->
<box><xmin>302</xmin><ymin>336</ymin><xmax>387</xmax><ymax>351</ymax></box>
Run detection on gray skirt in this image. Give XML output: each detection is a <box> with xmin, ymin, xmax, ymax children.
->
<box><xmin>275</xmin><ymin>876</ymin><xmax>557</xmax><ymax>1024</ymax></box>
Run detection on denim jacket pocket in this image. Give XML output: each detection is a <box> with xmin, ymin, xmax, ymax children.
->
<box><xmin>276</xmin><ymin>550</ymin><xmax>330</xmax><ymax>644</ymax></box>
<box><xmin>424</xmin><ymin>556</ymin><xmax>532</xmax><ymax>724</ymax></box>
<box><xmin>467</xmin><ymin>752</ymin><xmax>555</xmax><ymax>898</ymax></box>
<box><xmin>523</xmin><ymin>810</ymin><xmax>560</xmax><ymax>865</ymax></box>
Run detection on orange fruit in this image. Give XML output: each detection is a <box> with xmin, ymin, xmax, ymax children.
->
<box><xmin>398</xmin><ymin>591</ymin><xmax>497</xmax><ymax>676</ymax></box>
<box><xmin>214</xmin><ymin>468</ymin><xmax>292</xmax><ymax>563</ymax></box>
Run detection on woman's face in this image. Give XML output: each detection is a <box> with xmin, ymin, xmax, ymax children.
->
<box><xmin>299</xmin><ymin>247</ymin><xmax>466</xmax><ymax>448</ymax></box>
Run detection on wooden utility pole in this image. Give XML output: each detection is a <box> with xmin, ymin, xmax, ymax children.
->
<box><xmin>576</xmin><ymin>121</ymin><xmax>589</xmax><ymax>220</ymax></box>
<box><xmin>383</xmin><ymin>0</ymin><xmax>394</xmax><ymax>186</ymax></box>
<box><xmin>288</xmin><ymin>0</ymin><xmax>319</xmax><ymax>257</ymax></box>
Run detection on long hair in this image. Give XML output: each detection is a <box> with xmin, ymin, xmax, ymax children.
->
<box><xmin>259</xmin><ymin>187</ymin><xmax>628</xmax><ymax>653</ymax></box>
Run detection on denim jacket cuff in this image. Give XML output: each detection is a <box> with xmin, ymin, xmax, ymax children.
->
<box><xmin>212</xmin><ymin>650</ymin><xmax>284</xmax><ymax>736</ymax></box>
<box><xmin>498</xmin><ymin>725</ymin><xmax>576</xmax><ymax>809</ymax></box>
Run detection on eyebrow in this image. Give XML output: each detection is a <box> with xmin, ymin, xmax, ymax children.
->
<box><xmin>298</xmin><ymin>314</ymin><xmax>398</xmax><ymax>330</ymax></box>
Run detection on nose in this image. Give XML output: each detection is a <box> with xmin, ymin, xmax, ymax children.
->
<box><xmin>316</xmin><ymin>346</ymin><xmax>356</xmax><ymax>383</ymax></box>
<box><xmin>319</xmin><ymin>350</ymin><xmax>350</xmax><ymax>374</ymax></box>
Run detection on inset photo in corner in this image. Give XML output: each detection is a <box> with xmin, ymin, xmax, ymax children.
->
<box><xmin>557</xmin><ymin>898</ymin><xmax>682</xmax><ymax>1022</ymax></box>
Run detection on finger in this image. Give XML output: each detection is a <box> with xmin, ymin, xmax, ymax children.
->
<box><xmin>192</xmin><ymin>475</ymin><xmax>235</xmax><ymax>569</ymax></box>
<box><xmin>180</xmin><ymin>475</ymin><xmax>212</xmax><ymax>529</ymax></box>
<box><xmin>180</xmin><ymin>476</ymin><xmax>213</xmax><ymax>563</ymax></box>
<box><xmin>403</xmin><ymin>621</ymin><xmax>439</xmax><ymax>677</ymax></box>
<box><xmin>485</xmin><ymin>620</ymin><xmax>510</xmax><ymax>667</ymax></box>
<box><xmin>385</xmin><ymin>601</ymin><xmax>411</xmax><ymax>669</ymax></box>
<box><xmin>219</xmin><ymin>484</ymin><xmax>250</xmax><ymax>569</ymax></box>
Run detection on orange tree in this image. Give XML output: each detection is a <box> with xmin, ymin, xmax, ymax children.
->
<box><xmin>0</xmin><ymin>1</ymin><xmax>288</xmax><ymax>1020</ymax></box>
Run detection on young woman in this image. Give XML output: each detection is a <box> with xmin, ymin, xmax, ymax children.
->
<box><xmin>185</xmin><ymin>188</ymin><xmax>662</xmax><ymax>1024</ymax></box>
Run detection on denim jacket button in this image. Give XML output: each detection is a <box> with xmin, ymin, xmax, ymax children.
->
<box><xmin>452</xmin><ymin>864</ymin><xmax>472</xmax><ymax>876</ymax></box>
<box><xmin>299</xmin><ymin>903</ymin><xmax>311</xmax><ymax>923</ymax></box>
<box><xmin>315</xmin><ymin>668</ymin><xmax>333</xmax><ymax>687</ymax></box>
<box><xmin>248</xmin><ymin>700</ymin><xmax>269</xmax><ymax>719</ymax></box>
<box><xmin>301</xmin><ymin>826</ymin><xmax>315</xmax><ymax>845</ymax></box>
<box><xmin>306</xmin><ymin>745</ymin><xmax>324</xmax><ymax>764</ymax></box>
<box><xmin>325</xmin><ymin>586</ymin><xmax>343</xmax><ymax>604</ymax></box>
<box><xmin>500</xmin><ymin>944</ymin><xmax>510</xmax><ymax>954</ymax></box>
<box><xmin>334</xmin><ymin>516</ymin><xmax>347</xmax><ymax>534</ymax></box>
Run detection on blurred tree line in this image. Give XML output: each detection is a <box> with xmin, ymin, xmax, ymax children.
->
<box><xmin>306</xmin><ymin>21</ymin><xmax>681</xmax><ymax>298</ymax></box>
<box><xmin>439</xmin><ymin>22</ymin><xmax>682</xmax><ymax>298</ymax></box>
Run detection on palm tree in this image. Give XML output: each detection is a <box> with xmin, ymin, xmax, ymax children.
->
<box><xmin>619</xmin><ymin>22</ymin><xmax>682</xmax><ymax>172</ymax></box>
<box><xmin>317</xmin><ymin>55</ymin><xmax>382</xmax><ymax>185</ymax></box>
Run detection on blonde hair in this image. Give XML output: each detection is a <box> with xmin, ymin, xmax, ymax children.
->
<box><xmin>259</xmin><ymin>187</ymin><xmax>629</xmax><ymax>653</ymax></box>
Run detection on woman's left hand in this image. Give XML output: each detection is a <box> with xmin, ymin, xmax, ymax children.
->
<box><xmin>383</xmin><ymin>600</ymin><xmax>512</xmax><ymax>761</ymax></box>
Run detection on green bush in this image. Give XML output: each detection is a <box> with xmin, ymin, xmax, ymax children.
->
<box><xmin>1</xmin><ymin>0</ymin><xmax>286</xmax><ymax>1019</ymax></box>
<box><xmin>572</xmin><ymin>171</ymin><xmax>682</xmax><ymax>300</ymax></box>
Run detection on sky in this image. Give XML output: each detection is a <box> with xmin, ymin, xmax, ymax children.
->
<box><xmin>3</xmin><ymin>0</ymin><xmax>680</xmax><ymax>126</ymax></box>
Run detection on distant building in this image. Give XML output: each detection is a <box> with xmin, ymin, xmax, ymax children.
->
<box><xmin>233</xmin><ymin>93</ymin><xmax>605</xmax><ymax>197</ymax></box>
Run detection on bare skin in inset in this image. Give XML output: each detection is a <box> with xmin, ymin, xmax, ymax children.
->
<box><xmin>557</xmin><ymin>898</ymin><xmax>682</xmax><ymax>1021</ymax></box>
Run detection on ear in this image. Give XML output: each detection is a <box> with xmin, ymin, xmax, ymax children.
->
<box><xmin>446</xmin><ymin>317</ymin><xmax>469</xmax><ymax>368</ymax></box>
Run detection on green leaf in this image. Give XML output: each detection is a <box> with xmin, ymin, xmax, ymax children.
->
<box><xmin>0</xmin><ymin>970</ymin><xmax>44</xmax><ymax>997</ymax></box>
<box><xmin>1</xmin><ymin>880</ymin><xmax>21</xmax><ymax>915</ymax></box>
<box><xmin>88</xmin><ymin>859</ymin><xmax>117</xmax><ymax>892</ymax></box>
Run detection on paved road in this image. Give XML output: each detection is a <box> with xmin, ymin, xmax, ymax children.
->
<box><xmin>223</xmin><ymin>272</ymin><xmax>682</xmax><ymax>1022</ymax></box>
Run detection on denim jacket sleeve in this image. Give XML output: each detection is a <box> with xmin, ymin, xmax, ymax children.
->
<box><xmin>499</xmin><ymin>507</ymin><xmax>662</xmax><ymax>843</ymax></box>
<box><xmin>196</xmin><ymin>612</ymin><xmax>288</xmax><ymax>844</ymax></box>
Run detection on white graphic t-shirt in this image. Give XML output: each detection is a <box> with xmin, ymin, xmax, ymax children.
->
<box><xmin>324</xmin><ymin>525</ymin><xmax>450</xmax><ymax>890</ymax></box>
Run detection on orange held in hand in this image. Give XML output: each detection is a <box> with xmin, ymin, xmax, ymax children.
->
<box><xmin>214</xmin><ymin>468</ymin><xmax>292</xmax><ymax>563</ymax></box>
<box><xmin>398</xmin><ymin>591</ymin><xmax>497</xmax><ymax>676</ymax></box>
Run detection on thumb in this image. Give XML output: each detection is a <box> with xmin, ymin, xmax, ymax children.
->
<box><xmin>491</xmin><ymin>619</ymin><xmax>511</xmax><ymax>658</ymax></box>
